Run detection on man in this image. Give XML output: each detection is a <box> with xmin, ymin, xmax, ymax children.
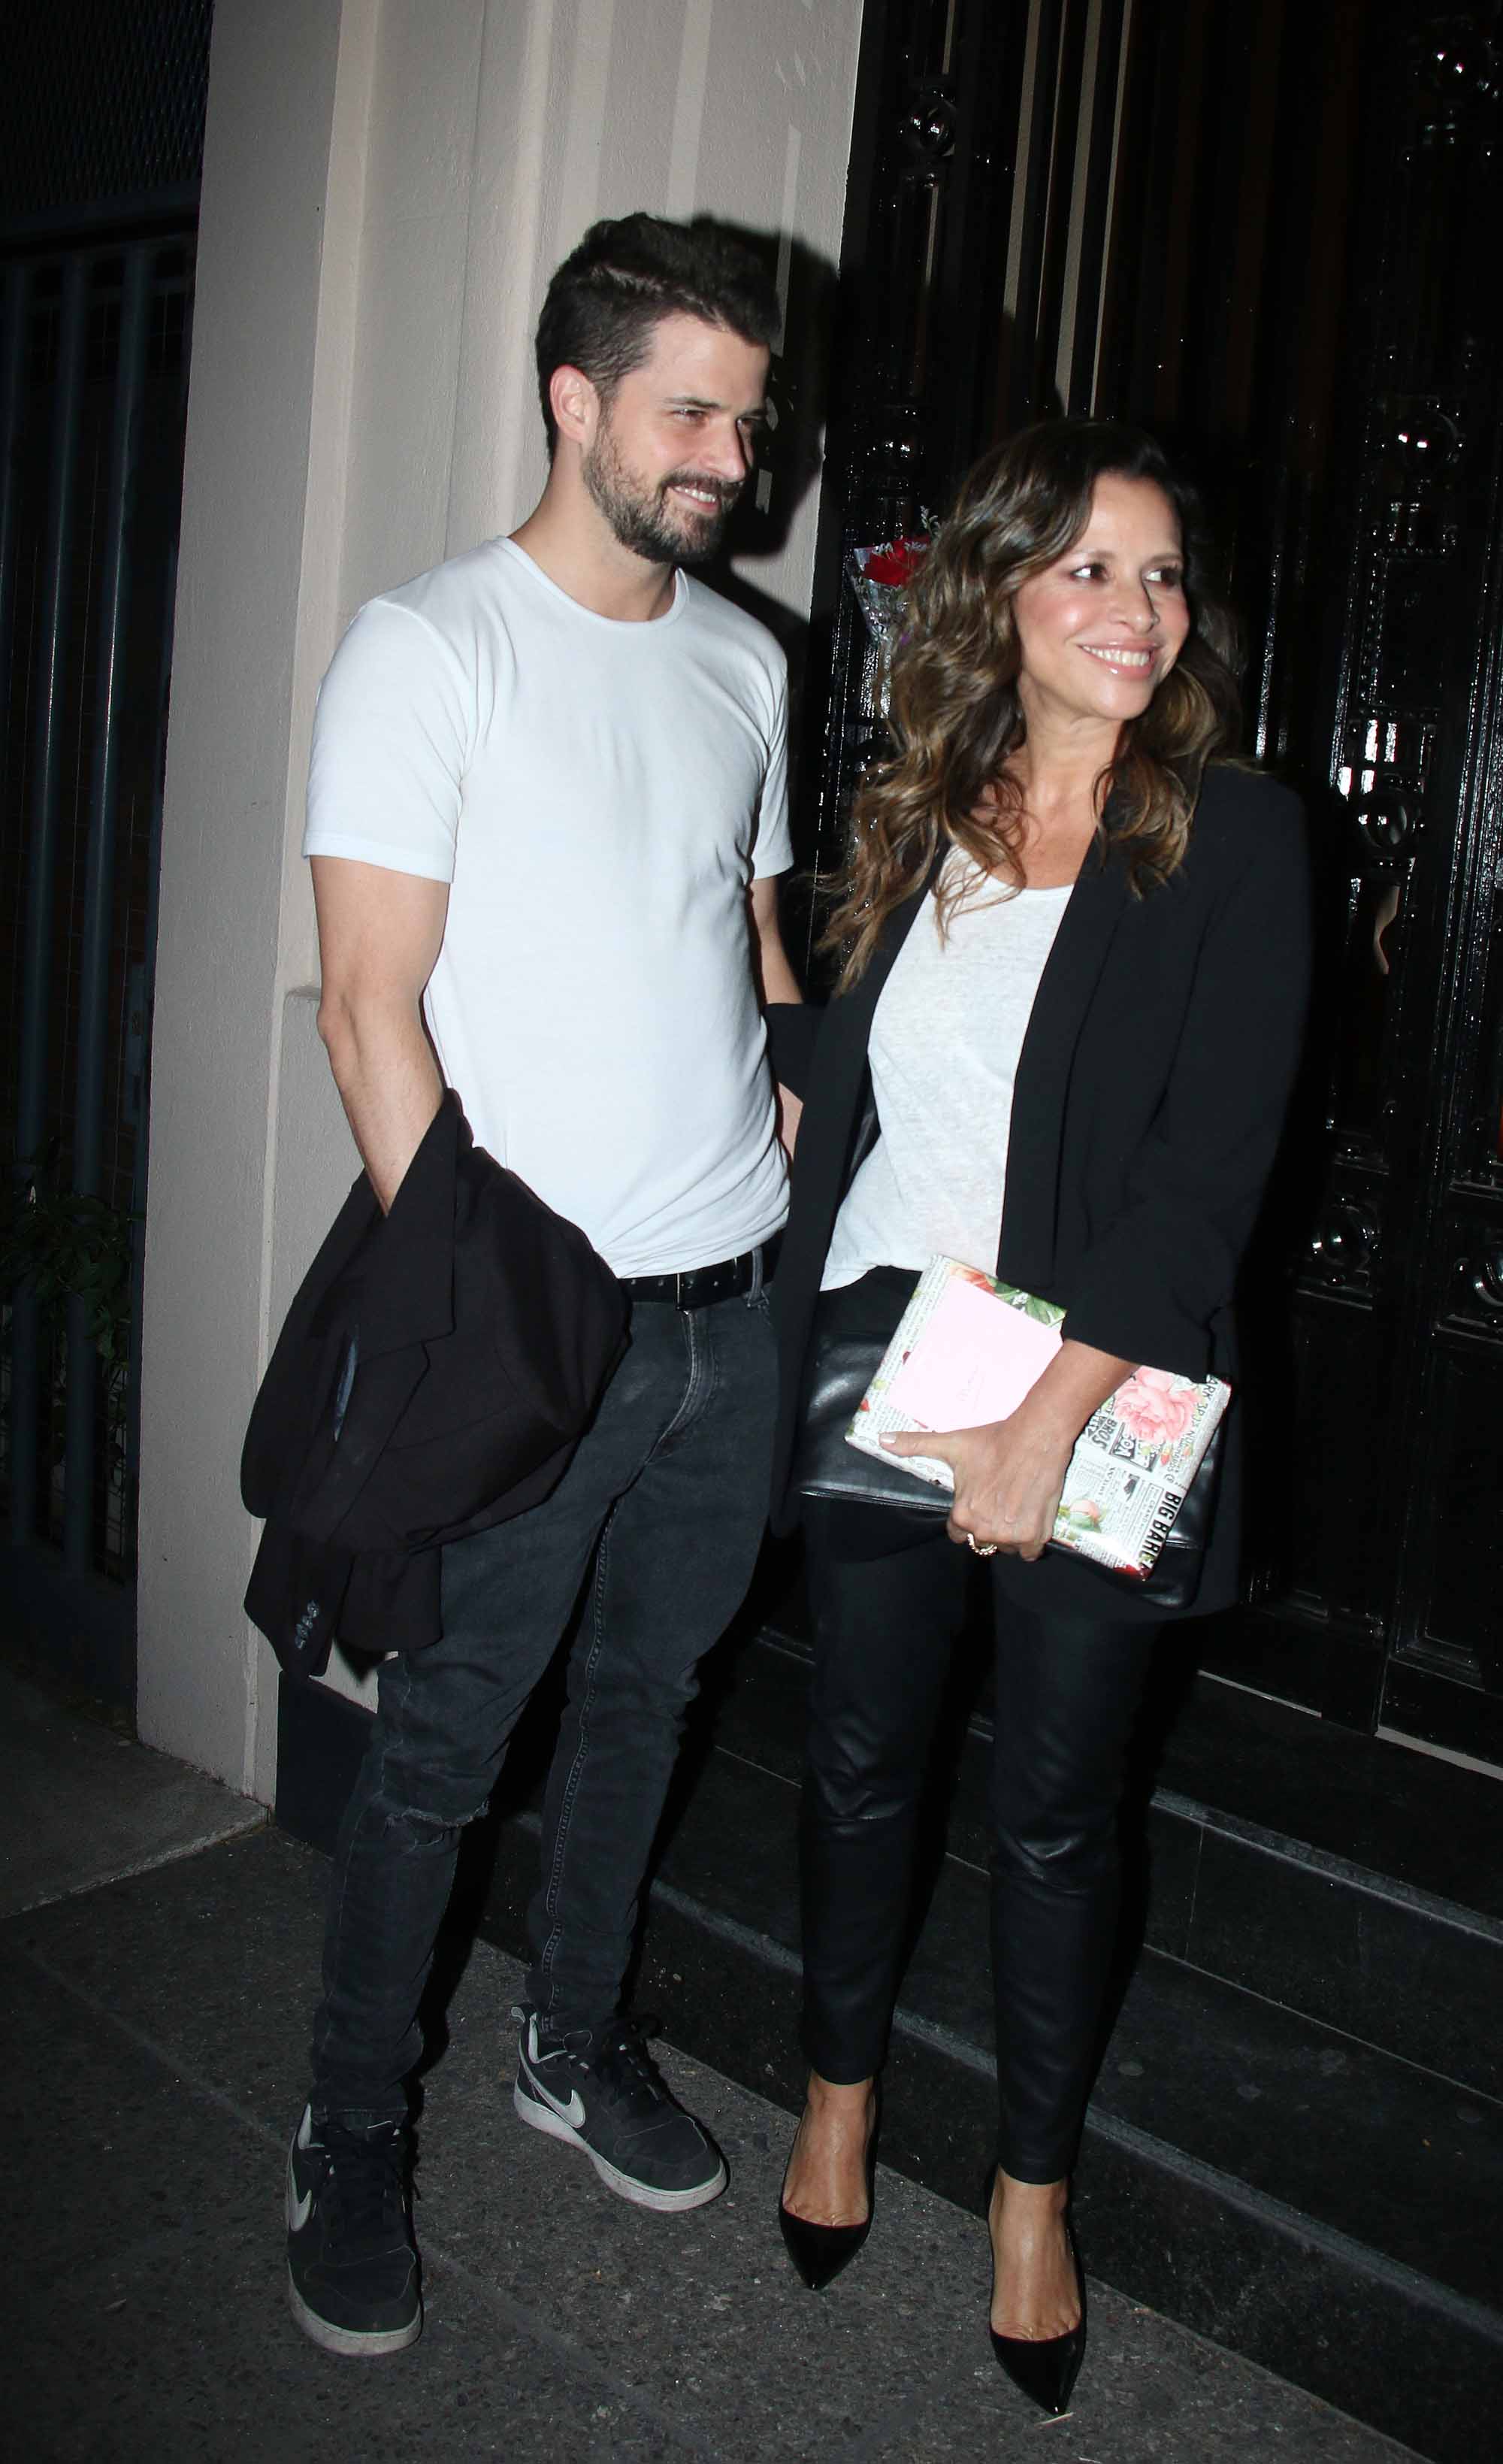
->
<box><xmin>286</xmin><ymin>214</ymin><xmax>802</xmax><ymax>2357</ymax></box>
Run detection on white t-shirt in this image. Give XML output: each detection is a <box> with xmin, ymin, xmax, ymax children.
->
<box><xmin>304</xmin><ymin>538</ymin><xmax>794</xmax><ymax>1278</ymax></box>
<box><xmin>823</xmin><ymin>860</ymin><xmax>1072</xmax><ymax>1289</ymax></box>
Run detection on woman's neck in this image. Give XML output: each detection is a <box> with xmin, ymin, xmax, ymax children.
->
<box><xmin>972</xmin><ymin>743</ymin><xmax>1108</xmax><ymax>890</ymax></box>
<box><xmin>1008</xmin><ymin>713</ymin><xmax>1119</xmax><ymax>813</ymax></box>
<box><xmin>996</xmin><ymin>713</ymin><xmax>1121</xmax><ymax>887</ymax></box>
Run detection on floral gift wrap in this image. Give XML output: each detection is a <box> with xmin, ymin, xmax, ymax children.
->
<box><xmin>845</xmin><ymin>1256</ymin><xmax>1230</xmax><ymax>1581</ymax></box>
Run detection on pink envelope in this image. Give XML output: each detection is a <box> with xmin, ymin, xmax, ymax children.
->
<box><xmin>885</xmin><ymin>1277</ymin><xmax>1062</xmax><ymax>1431</ymax></box>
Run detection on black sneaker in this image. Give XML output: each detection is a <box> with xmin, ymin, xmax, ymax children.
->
<box><xmin>513</xmin><ymin>2008</ymin><xmax>727</xmax><ymax>2211</ymax></box>
<box><xmin>286</xmin><ymin>2104</ymin><xmax>422</xmax><ymax>2356</ymax></box>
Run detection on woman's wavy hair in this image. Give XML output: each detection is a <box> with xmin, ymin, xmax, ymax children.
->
<box><xmin>824</xmin><ymin>418</ymin><xmax>1243</xmax><ymax>988</ymax></box>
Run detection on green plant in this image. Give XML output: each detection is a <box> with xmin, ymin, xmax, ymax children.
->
<box><xmin>3</xmin><ymin>1151</ymin><xmax>141</xmax><ymax>1538</ymax></box>
<box><xmin>2</xmin><ymin>1155</ymin><xmax>138</xmax><ymax>1373</ymax></box>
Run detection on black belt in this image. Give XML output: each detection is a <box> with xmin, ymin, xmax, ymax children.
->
<box><xmin>618</xmin><ymin>1236</ymin><xmax>780</xmax><ymax>1312</ymax></box>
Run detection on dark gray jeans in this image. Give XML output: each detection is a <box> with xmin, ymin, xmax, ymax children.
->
<box><xmin>310</xmin><ymin>1285</ymin><xmax>776</xmax><ymax>2123</ymax></box>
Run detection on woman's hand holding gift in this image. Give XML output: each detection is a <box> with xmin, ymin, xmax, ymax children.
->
<box><xmin>881</xmin><ymin>1406</ymin><xmax>1074</xmax><ymax>1558</ymax></box>
<box><xmin>882</xmin><ymin>1336</ymin><xmax>1136</xmax><ymax>1557</ymax></box>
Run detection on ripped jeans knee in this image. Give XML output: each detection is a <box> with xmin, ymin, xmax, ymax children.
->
<box><xmin>363</xmin><ymin>1776</ymin><xmax>491</xmax><ymax>1845</ymax></box>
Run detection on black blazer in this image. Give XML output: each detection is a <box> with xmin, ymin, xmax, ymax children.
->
<box><xmin>769</xmin><ymin>764</ymin><xmax>1314</xmax><ymax>1621</ymax></box>
<box><xmin>243</xmin><ymin>1093</ymin><xmax>624</xmax><ymax>1678</ymax></box>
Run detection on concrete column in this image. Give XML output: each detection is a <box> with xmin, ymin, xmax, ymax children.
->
<box><xmin>138</xmin><ymin>0</ymin><xmax>373</xmax><ymax>1797</ymax></box>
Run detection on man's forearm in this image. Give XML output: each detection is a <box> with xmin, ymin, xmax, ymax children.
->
<box><xmin>319</xmin><ymin>993</ymin><xmax>444</xmax><ymax>1212</ymax></box>
<box><xmin>758</xmin><ymin>939</ymin><xmax>803</xmax><ymax>1008</ymax></box>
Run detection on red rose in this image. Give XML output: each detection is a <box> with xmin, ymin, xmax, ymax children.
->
<box><xmin>860</xmin><ymin>536</ymin><xmax>929</xmax><ymax>586</ymax></box>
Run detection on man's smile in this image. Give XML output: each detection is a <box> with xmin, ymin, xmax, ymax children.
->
<box><xmin>664</xmin><ymin>474</ymin><xmax>739</xmax><ymax>514</ymax></box>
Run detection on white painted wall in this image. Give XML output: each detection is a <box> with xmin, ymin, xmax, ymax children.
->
<box><xmin>137</xmin><ymin>0</ymin><xmax>354</xmax><ymax>1802</ymax></box>
<box><xmin>138</xmin><ymin>0</ymin><xmax>866</xmax><ymax>1797</ymax></box>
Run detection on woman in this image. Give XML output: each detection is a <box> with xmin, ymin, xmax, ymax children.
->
<box><xmin>767</xmin><ymin>419</ymin><xmax>1312</xmax><ymax>2413</ymax></box>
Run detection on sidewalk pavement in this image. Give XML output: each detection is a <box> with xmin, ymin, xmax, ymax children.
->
<box><xmin>3</xmin><ymin>1663</ymin><xmax>1419</xmax><ymax>2464</ymax></box>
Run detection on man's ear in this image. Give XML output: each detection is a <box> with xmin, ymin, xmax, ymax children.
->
<box><xmin>549</xmin><ymin>362</ymin><xmax>600</xmax><ymax>452</ymax></box>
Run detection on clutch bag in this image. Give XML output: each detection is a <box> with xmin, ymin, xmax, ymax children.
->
<box><xmin>793</xmin><ymin>1263</ymin><xmax>1225</xmax><ymax>1610</ymax></box>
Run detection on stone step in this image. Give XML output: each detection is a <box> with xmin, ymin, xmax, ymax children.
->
<box><xmin>276</xmin><ymin>1648</ymin><xmax>1503</xmax><ymax>2462</ymax></box>
<box><xmin>723</xmin><ymin>1622</ymin><xmax>1503</xmax><ymax>2102</ymax></box>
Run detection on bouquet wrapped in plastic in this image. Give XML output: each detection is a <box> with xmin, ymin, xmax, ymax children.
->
<box><xmin>845</xmin><ymin>531</ymin><xmax>932</xmax><ymax>715</ymax></box>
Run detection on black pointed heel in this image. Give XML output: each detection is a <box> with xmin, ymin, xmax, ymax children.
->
<box><xmin>777</xmin><ymin>2105</ymin><xmax>878</xmax><ymax>2293</ymax></box>
<box><xmin>989</xmin><ymin>2220</ymin><xmax>1087</xmax><ymax>2415</ymax></box>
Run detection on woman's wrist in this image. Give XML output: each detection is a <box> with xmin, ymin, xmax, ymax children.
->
<box><xmin>1008</xmin><ymin>1391</ymin><xmax>1087</xmax><ymax>1455</ymax></box>
<box><xmin>1021</xmin><ymin>1340</ymin><xmax>1135</xmax><ymax>1447</ymax></box>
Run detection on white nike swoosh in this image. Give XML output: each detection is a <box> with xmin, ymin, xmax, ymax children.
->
<box><xmin>524</xmin><ymin>2060</ymin><xmax>585</xmax><ymax>2128</ymax></box>
<box><xmin>287</xmin><ymin>2108</ymin><xmax>315</xmax><ymax>2232</ymax></box>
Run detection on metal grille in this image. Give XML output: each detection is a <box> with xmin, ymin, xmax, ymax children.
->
<box><xmin>1</xmin><ymin>2</ymin><xmax>205</xmax><ymax>1659</ymax></box>
<box><xmin>0</xmin><ymin>0</ymin><xmax>213</xmax><ymax>226</ymax></box>
<box><xmin>1</xmin><ymin>239</ymin><xmax>195</xmax><ymax>1585</ymax></box>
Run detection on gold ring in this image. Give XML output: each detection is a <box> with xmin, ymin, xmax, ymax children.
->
<box><xmin>966</xmin><ymin>1533</ymin><xmax>999</xmax><ymax>1557</ymax></box>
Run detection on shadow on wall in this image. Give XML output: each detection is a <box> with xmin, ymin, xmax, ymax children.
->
<box><xmin>706</xmin><ymin>224</ymin><xmax>839</xmax><ymax>702</ymax></box>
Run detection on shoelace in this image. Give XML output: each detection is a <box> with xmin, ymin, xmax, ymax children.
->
<box><xmin>322</xmin><ymin>2121</ymin><xmax>413</xmax><ymax>2240</ymax></box>
<box><xmin>517</xmin><ymin>2005</ymin><xmax>675</xmax><ymax>2106</ymax></box>
<box><xmin>591</xmin><ymin>2014</ymin><xmax>669</xmax><ymax>2102</ymax></box>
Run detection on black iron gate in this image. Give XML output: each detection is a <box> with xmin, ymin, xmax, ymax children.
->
<box><xmin>797</xmin><ymin>0</ymin><xmax>1503</xmax><ymax>1766</ymax></box>
<box><xmin>1</xmin><ymin>0</ymin><xmax>210</xmax><ymax>1700</ymax></box>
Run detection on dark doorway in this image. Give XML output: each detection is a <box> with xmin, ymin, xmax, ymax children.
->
<box><xmin>0</xmin><ymin>0</ymin><xmax>211</xmax><ymax>1703</ymax></box>
<box><xmin>792</xmin><ymin>0</ymin><xmax>1503</xmax><ymax>1768</ymax></box>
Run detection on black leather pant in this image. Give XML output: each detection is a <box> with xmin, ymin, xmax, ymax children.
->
<box><xmin>800</xmin><ymin>1501</ymin><xmax>1161</xmax><ymax>2183</ymax></box>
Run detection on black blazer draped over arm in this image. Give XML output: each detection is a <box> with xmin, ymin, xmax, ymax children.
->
<box><xmin>767</xmin><ymin>764</ymin><xmax>1314</xmax><ymax>1622</ymax></box>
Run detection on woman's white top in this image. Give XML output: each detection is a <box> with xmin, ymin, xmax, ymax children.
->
<box><xmin>821</xmin><ymin>857</ymin><xmax>1073</xmax><ymax>1291</ymax></box>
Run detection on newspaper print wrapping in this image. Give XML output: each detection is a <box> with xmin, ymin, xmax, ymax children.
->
<box><xmin>843</xmin><ymin>1255</ymin><xmax>1230</xmax><ymax>1580</ymax></box>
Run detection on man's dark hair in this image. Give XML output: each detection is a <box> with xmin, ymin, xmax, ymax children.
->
<box><xmin>534</xmin><ymin>213</ymin><xmax>779</xmax><ymax>451</ymax></box>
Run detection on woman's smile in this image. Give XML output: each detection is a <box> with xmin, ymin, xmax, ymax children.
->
<box><xmin>1076</xmin><ymin>640</ymin><xmax>1158</xmax><ymax>672</ymax></box>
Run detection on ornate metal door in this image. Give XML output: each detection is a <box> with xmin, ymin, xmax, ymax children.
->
<box><xmin>800</xmin><ymin>0</ymin><xmax>1503</xmax><ymax>1763</ymax></box>
<box><xmin>1</xmin><ymin>0</ymin><xmax>210</xmax><ymax>1699</ymax></box>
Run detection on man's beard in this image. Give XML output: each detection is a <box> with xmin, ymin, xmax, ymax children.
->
<box><xmin>582</xmin><ymin>420</ymin><xmax>741</xmax><ymax>568</ymax></box>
